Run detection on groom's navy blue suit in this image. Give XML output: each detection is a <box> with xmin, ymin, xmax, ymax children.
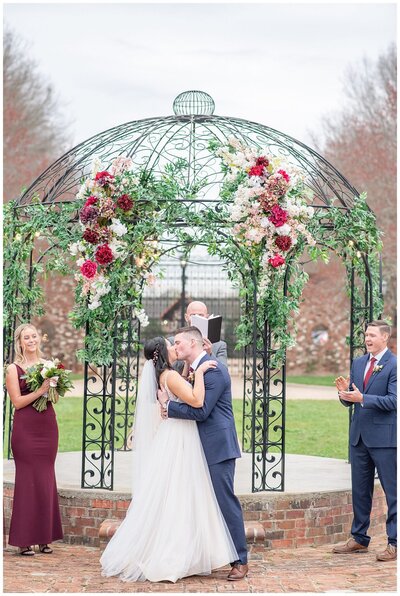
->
<box><xmin>341</xmin><ymin>349</ymin><xmax>397</xmax><ymax>547</ymax></box>
<box><xmin>167</xmin><ymin>354</ymin><xmax>247</xmax><ymax>565</ymax></box>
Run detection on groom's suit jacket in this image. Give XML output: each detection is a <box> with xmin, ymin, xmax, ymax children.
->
<box><xmin>341</xmin><ymin>349</ymin><xmax>397</xmax><ymax>448</ymax></box>
<box><xmin>167</xmin><ymin>354</ymin><xmax>241</xmax><ymax>466</ymax></box>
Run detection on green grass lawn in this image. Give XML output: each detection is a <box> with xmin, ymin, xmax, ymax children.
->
<box><xmin>4</xmin><ymin>395</ymin><xmax>349</xmax><ymax>460</ymax></box>
<box><xmin>287</xmin><ymin>375</ymin><xmax>336</xmax><ymax>386</ymax></box>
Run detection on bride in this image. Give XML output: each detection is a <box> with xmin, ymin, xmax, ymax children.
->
<box><xmin>100</xmin><ymin>336</ymin><xmax>238</xmax><ymax>582</ymax></box>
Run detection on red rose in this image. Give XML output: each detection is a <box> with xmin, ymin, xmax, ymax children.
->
<box><xmin>95</xmin><ymin>243</ymin><xmax>114</xmax><ymax>266</ymax></box>
<box><xmin>275</xmin><ymin>235</ymin><xmax>292</xmax><ymax>251</ymax></box>
<box><xmin>248</xmin><ymin>165</ymin><xmax>265</xmax><ymax>177</ymax></box>
<box><xmin>57</xmin><ymin>363</ymin><xmax>66</xmax><ymax>370</ymax></box>
<box><xmin>84</xmin><ymin>196</ymin><xmax>98</xmax><ymax>208</ymax></box>
<box><xmin>117</xmin><ymin>194</ymin><xmax>134</xmax><ymax>211</ymax></box>
<box><xmin>268</xmin><ymin>205</ymin><xmax>288</xmax><ymax>227</ymax></box>
<box><xmin>256</xmin><ymin>156</ymin><xmax>269</xmax><ymax>167</ymax></box>
<box><xmin>95</xmin><ymin>171</ymin><xmax>114</xmax><ymax>186</ymax></box>
<box><xmin>82</xmin><ymin>228</ymin><xmax>100</xmax><ymax>244</ymax></box>
<box><xmin>81</xmin><ymin>260</ymin><xmax>98</xmax><ymax>279</ymax></box>
<box><xmin>277</xmin><ymin>169</ymin><xmax>290</xmax><ymax>182</ymax></box>
<box><xmin>268</xmin><ymin>255</ymin><xmax>286</xmax><ymax>268</ymax></box>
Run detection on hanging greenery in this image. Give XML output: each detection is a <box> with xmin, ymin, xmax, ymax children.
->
<box><xmin>3</xmin><ymin>199</ymin><xmax>78</xmax><ymax>357</ymax></box>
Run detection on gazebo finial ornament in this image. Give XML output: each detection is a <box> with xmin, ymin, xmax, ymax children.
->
<box><xmin>173</xmin><ymin>90</ymin><xmax>215</xmax><ymax>116</ymax></box>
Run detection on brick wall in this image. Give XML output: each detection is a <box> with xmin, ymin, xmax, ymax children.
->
<box><xmin>3</xmin><ymin>483</ymin><xmax>387</xmax><ymax>550</ymax></box>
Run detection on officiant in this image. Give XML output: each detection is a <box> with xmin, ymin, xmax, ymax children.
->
<box><xmin>168</xmin><ymin>301</ymin><xmax>228</xmax><ymax>367</ymax></box>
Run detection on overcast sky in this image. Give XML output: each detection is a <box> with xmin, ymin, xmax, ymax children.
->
<box><xmin>4</xmin><ymin>1</ymin><xmax>397</xmax><ymax>147</ymax></box>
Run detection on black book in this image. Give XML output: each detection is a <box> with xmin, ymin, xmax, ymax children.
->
<box><xmin>191</xmin><ymin>314</ymin><xmax>222</xmax><ymax>344</ymax></box>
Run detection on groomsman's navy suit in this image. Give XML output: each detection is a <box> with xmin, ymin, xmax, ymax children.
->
<box><xmin>341</xmin><ymin>349</ymin><xmax>397</xmax><ymax>547</ymax></box>
<box><xmin>167</xmin><ymin>354</ymin><xmax>247</xmax><ymax>565</ymax></box>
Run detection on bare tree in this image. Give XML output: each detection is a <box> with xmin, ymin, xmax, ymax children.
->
<box><xmin>311</xmin><ymin>43</ymin><xmax>397</xmax><ymax>325</ymax></box>
<box><xmin>3</xmin><ymin>26</ymin><xmax>71</xmax><ymax>202</ymax></box>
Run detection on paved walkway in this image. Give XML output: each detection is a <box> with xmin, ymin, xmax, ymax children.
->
<box><xmin>3</xmin><ymin>537</ymin><xmax>396</xmax><ymax>593</ymax></box>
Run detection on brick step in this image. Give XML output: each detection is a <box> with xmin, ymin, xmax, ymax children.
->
<box><xmin>99</xmin><ymin>518</ymin><xmax>266</xmax><ymax>552</ymax></box>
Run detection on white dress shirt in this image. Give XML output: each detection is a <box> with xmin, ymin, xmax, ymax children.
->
<box><xmin>363</xmin><ymin>347</ymin><xmax>388</xmax><ymax>379</ymax></box>
<box><xmin>190</xmin><ymin>350</ymin><xmax>207</xmax><ymax>371</ymax></box>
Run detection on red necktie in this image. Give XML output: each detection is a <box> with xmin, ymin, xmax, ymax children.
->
<box><xmin>189</xmin><ymin>366</ymin><xmax>194</xmax><ymax>373</ymax></box>
<box><xmin>363</xmin><ymin>357</ymin><xmax>377</xmax><ymax>390</ymax></box>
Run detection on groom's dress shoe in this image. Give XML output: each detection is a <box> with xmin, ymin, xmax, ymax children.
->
<box><xmin>227</xmin><ymin>563</ymin><xmax>248</xmax><ymax>581</ymax></box>
<box><xmin>332</xmin><ymin>538</ymin><xmax>368</xmax><ymax>554</ymax></box>
<box><xmin>376</xmin><ymin>544</ymin><xmax>397</xmax><ymax>561</ymax></box>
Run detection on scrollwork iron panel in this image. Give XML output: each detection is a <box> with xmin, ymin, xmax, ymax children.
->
<box><xmin>81</xmin><ymin>361</ymin><xmax>115</xmax><ymax>489</ymax></box>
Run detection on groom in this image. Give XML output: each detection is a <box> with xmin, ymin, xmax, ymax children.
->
<box><xmin>158</xmin><ymin>326</ymin><xmax>248</xmax><ymax>580</ymax></box>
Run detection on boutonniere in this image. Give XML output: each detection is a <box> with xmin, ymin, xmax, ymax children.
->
<box><xmin>373</xmin><ymin>364</ymin><xmax>384</xmax><ymax>374</ymax></box>
<box><xmin>187</xmin><ymin>372</ymin><xmax>195</xmax><ymax>385</ymax></box>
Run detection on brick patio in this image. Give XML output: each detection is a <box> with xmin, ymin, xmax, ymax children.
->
<box><xmin>3</xmin><ymin>536</ymin><xmax>396</xmax><ymax>593</ymax></box>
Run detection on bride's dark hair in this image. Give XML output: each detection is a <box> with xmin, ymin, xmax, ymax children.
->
<box><xmin>143</xmin><ymin>337</ymin><xmax>171</xmax><ymax>387</ymax></box>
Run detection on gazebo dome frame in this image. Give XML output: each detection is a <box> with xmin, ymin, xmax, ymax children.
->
<box><xmin>5</xmin><ymin>91</ymin><xmax>382</xmax><ymax>493</ymax></box>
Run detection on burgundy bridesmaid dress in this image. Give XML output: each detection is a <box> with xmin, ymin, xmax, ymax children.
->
<box><xmin>8</xmin><ymin>364</ymin><xmax>63</xmax><ymax>547</ymax></box>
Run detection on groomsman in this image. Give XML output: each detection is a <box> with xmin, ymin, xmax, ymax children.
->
<box><xmin>169</xmin><ymin>300</ymin><xmax>228</xmax><ymax>366</ymax></box>
<box><xmin>333</xmin><ymin>320</ymin><xmax>397</xmax><ymax>561</ymax></box>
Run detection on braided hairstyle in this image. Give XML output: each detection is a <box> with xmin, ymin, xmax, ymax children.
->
<box><xmin>143</xmin><ymin>336</ymin><xmax>171</xmax><ymax>387</ymax></box>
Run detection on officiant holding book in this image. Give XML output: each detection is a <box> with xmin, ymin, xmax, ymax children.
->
<box><xmin>169</xmin><ymin>301</ymin><xmax>228</xmax><ymax>366</ymax></box>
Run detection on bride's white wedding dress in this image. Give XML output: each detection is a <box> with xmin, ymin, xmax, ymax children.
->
<box><xmin>100</xmin><ymin>363</ymin><xmax>237</xmax><ymax>582</ymax></box>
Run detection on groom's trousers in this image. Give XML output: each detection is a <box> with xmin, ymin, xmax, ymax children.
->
<box><xmin>208</xmin><ymin>459</ymin><xmax>248</xmax><ymax>564</ymax></box>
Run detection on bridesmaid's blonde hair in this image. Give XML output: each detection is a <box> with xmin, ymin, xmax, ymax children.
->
<box><xmin>13</xmin><ymin>323</ymin><xmax>43</xmax><ymax>364</ymax></box>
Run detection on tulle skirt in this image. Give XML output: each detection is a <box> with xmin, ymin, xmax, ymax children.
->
<box><xmin>100</xmin><ymin>418</ymin><xmax>238</xmax><ymax>582</ymax></box>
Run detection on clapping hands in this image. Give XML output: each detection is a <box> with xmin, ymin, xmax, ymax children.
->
<box><xmin>335</xmin><ymin>375</ymin><xmax>363</xmax><ymax>403</ymax></box>
<box><xmin>335</xmin><ymin>375</ymin><xmax>350</xmax><ymax>392</ymax></box>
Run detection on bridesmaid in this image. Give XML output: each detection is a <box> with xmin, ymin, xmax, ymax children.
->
<box><xmin>6</xmin><ymin>323</ymin><xmax>64</xmax><ymax>555</ymax></box>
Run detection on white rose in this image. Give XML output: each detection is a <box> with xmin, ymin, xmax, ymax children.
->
<box><xmin>88</xmin><ymin>299</ymin><xmax>101</xmax><ymax>310</ymax></box>
<box><xmin>133</xmin><ymin>308</ymin><xmax>149</xmax><ymax>327</ymax></box>
<box><xmin>247</xmin><ymin>177</ymin><xmax>262</xmax><ymax>188</ymax></box>
<box><xmin>90</xmin><ymin>157</ymin><xmax>102</xmax><ymax>177</ymax></box>
<box><xmin>307</xmin><ymin>206</ymin><xmax>314</xmax><ymax>218</ymax></box>
<box><xmin>286</xmin><ymin>204</ymin><xmax>300</xmax><ymax>217</ymax></box>
<box><xmin>69</xmin><ymin>242</ymin><xmax>79</xmax><ymax>256</ymax></box>
<box><xmin>76</xmin><ymin>258</ymin><xmax>85</xmax><ymax>267</ymax></box>
<box><xmin>110</xmin><ymin>219</ymin><xmax>128</xmax><ymax>237</ymax></box>
<box><xmin>276</xmin><ymin>224</ymin><xmax>291</xmax><ymax>236</ymax></box>
<box><xmin>260</xmin><ymin>217</ymin><xmax>271</xmax><ymax>229</ymax></box>
<box><xmin>109</xmin><ymin>239</ymin><xmax>127</xmax><ymax>259</ymax></box>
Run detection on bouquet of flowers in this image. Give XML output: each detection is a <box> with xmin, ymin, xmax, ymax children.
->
<box><xmin>22</xmin><ymin>359</ymin><xmax>73</xmax><ymax>412</ymax></box>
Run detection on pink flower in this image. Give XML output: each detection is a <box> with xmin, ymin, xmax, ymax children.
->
<box><xmin>268</xmin><ymin>205</ymin><xmax>288</xmax><ymax>227</ymax></box>
<box><xmin>268</xmin><ymin>255</ymin><xmax>286</xmax><ymax>268</ymax></box>
<box><xmin>248</xmin><ymin>165</ymin><xmax>265</xmax><ymax>177</ymax></box>
<box><xmin>84</xmin><ymin>196</ymin><xmax>98</xmax><ymax>208</ymax></box>
<box><xmin>81</xmin><ymin>260</ymin><xmax>98</xmax><ymax>279</ymax></box>
<box><xmin>95</xmin><ymin>171</ymin><xmax>114</xmax><ymax>186</ymax></box>
<box><xmin>277</xmin><ymin>169</ymin><xmax>290</xmax><ymax>182</ymax></box>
